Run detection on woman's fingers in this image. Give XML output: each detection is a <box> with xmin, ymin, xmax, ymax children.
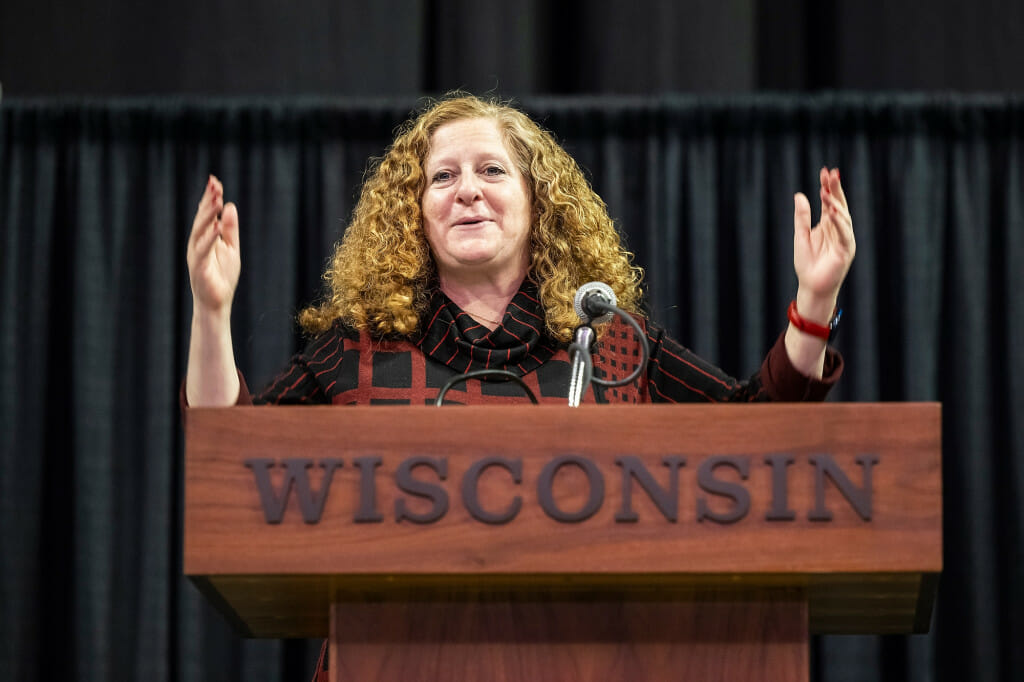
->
<box><xmin>792</xmin><ymin>168</ymin><xmax>856</xmax><ymax>300</ymax></box>
<box><xmin>190</xmin><ymin>218</ymin><xmax>220</xmax><ymax>263</ymax></box>
<box><xmin>193</xmin><ymin>177</ymin><xmax>220</xmax><ymax>228</ymax></box>
<box><xmin>819</xmin><ymin>167</ymin><xmax>830</xmax><ymax>197</ymax></box>
<box><xmin>819</xmin><ymin>167</ymin><xmax>848</xmax><ymax>209</ymax></box>
<box><xmin>219</xmin><ymin>202</ymin><xmax>240</xmax><ymax>250</ymax></box>
<box><xmin>819</xmin><ymin>184</ymin><xmax>855</xmax><ymax>253</ymax></box>
<box><xmin>794</xmin><ymin>191</ymin><xmax>812</xmax><ymax>237</ymax></box>
<box><xmin>829</xmin><ymin>168</ymin><xmax>848</xmax><ymax>207</ymax></box>
<box><xmin>186</xmin><ymin>175</ymin><xmax>242</xmax><ymax>310</ymax></box>
<box><xmin>816</xmin><ymin>166</ymin><xmax>854</xmax><ymax>247</ymax></box>
<box><xmin>190</xmin><ymin>178</ymin><xmax>222</xmax><ymax>251</ymax></box>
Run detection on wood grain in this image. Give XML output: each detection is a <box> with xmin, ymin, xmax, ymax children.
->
<box><xmin>329</xmin><ymin>592</ymin><xmax>809</xmax><ymax>682</ymax></box>
<box><xmin>184</xmin><ymin>403</ymin><xmax>941</xmax><ymax>638</ymax></box>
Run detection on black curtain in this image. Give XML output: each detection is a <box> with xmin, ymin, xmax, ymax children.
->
<box><xmin>5</xmin><ymin>1</ymin><xmax>1024</xmax><ymax>95</ymax></box>
<box><xmin>2</xmin><ymin>94</ymin><xmax>1022</xmax><ymax>681</ymax></box>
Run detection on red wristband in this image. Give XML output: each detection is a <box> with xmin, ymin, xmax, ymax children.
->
<box><xmin>787</xmin><ymin>300</ymin><xmax>839</xmax><ymax>341</ymax></box>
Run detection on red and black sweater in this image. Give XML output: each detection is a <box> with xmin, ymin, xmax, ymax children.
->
<box><xmin>240</xmin><ymin>281</ymin><xmax>841</xmax><ymax>406</ymax></box>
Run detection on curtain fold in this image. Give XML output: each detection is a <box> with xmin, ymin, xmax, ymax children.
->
<box><xmin>1</xmin><ymin>94</ymin><xmax>1021</xmax><ymax>681</ymax></box>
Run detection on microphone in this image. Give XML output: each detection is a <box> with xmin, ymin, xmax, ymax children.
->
<box><xmin>566</xmin><ymin>325</ymin><xmax>595</xmax><ymax>407</ymax></box>
<box><xmin>573</xmin><ymin>281</ymin><xmax>617</xmax><ymax>325</ymax></box>
<box><xmin>568</xmin><ymin>282</ymin><xmax>615</xmax><ymax>406</ymax></box>
<box><xmin>567</xmin><ymin>280</ymin><xmax>651</xmax><ymax>405</ymax></box>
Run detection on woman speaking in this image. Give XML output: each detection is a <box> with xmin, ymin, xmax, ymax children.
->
<box><xmin>184</xmin><ymin>94</ymin><xmax>853</xmax><ymax>408</ymax></box>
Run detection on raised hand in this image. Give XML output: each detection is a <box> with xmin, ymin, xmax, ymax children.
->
<box><xmin>185</xmin><ymin>175</ymin><xmax>241</xmax><ymax>406</ymax></box>
<box><xmin>793</xmin><ymin>167</ymin><xmax>856</xmax><ymax>309</ymax></box>
<box><xmin>785</xmin><ymin>167</ymin><xmax>856</xmax><ymax>377</ymax></box>
<box><xmin>187</xmin><ymin>175</ymin><xmax>241</xmax><ymax>315</ymax></box>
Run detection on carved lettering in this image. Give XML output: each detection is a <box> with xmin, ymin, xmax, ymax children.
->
<box><xmin>809</xmin><ymin>453</ymin><xmax>879</xmax><ymax>521</ymax></box>
<box><xmin>696</xmin><ymin>455</ymin><xmax>751</xmax><ymax>524</ymax></box>
<box><xmin>352</xmin><ymin>456</ymin><xmax>383</xmax><ymax>523</ymax></box>
<box><xmin>537</xmin><ymin>455</ymin><xmax>604</xmax><ymax>523</ymax></box>
<box><xmin>764</xmin><ymin>454</ymin><xmax>797</xmax><ymax>521</ymax></box>
<box><xmin>242</xmin><ymin>452</ymin><xmax>878</xmax><ymax>526</ymax></box>
<box><xmin>244</xmin><ymin>457</ymin><xmax>343</xmax><ymax>524</ymax></box>
<box><xmin>614</xmin><ymin>455</ymin><xmax>686</xmax><ymax>522</ymax></box>
<box><xmin>461</xmin><ymin>457</ymin><xmax>523</xmax><ymax>524</ymax></box>
<box><xmin>394</xmin><ymin>457</ymin><xmax>449</xmax><ymax>524</ymax></box>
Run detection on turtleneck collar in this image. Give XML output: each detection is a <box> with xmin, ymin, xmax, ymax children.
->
<box><xmin>416</xmin><ymin>279</ymin><xmax>560</xmax><ymax>376</ymax></box>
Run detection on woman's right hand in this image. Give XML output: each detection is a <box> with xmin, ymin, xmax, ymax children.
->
<box><xmin>187</xmin><ymin>175</ymin><xmax>241</xmax><ymax>315</ymax></box>
<box><xmin>185</xmin><ymin>175</ymin><xmax>242</xmax><ymax>406</ymax></box>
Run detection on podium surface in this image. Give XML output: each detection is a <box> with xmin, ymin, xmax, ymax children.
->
<box><xmin>184</xmin><ymin>403</ymin><xmax>941</xmax><ymax>680</ymax></box>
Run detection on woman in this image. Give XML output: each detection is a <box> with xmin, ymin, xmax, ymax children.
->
<box><xmin>185</xmin><ymin>94</ymin><xmax>853</xmax><ymax>407</ymax></box>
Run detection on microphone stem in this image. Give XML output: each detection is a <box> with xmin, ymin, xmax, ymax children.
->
<box><xmin>567</xmin><ymin>325</ymin><xmax>595</xmax><ymax>407</ymax></box>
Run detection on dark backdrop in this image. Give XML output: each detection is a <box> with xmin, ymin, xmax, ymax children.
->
<box><xmin>2</xmin><ymin>93</ymin><xmax>1023</xmax><ymax>682</ymax></box>
<box><xmin>2</xmin><ymin>0</ymin><xmax>1024</xmax><ymax>96</ymax></box>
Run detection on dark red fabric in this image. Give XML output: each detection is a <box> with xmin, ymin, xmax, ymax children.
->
<box><xmin>179</xmin><ymin>285</ymin><xmax>842</xmax><ymax>414</ymax></box>
<box><xmin>244</xmin><ymin>280</ymin><xmax>841</xmax><ymax>407</ymax></box>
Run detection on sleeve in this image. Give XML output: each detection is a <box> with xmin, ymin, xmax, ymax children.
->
<box><xmin>757</xmin><ymin>330</ymin><xmax>843</xmax><ymax>401</ymax></box>
<box><xmin>178</xmin><ymin>361</ymin><xmax>325</xmax><ymax>412</ymax></box>
<box><xmin>645</xmin><ymin>322</ymin><xmax>842</xmax><ymax>403</ymax></box>
<box><xmin>251</xmin><ymin>355</ymin><xmax>328</xmax><ymax>405</ymax></box>
<box><xmin>179</xmin><ymin>325</ymin><xmax>342</xmax><ymax>413</ymax></box>
<box><xmin>251</xmin><ymin>325</ymin><xmax>348</xmax><ymax>405</ymax></box>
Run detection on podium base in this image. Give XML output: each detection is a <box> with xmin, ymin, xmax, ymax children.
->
<box><xmin>329</xmin><ymin>590</ymin><xmax>808</xmax><ymax>682</ymax></box>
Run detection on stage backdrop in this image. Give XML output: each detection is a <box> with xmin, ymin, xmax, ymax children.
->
<box><xmin>1</xmin><ymin>94</ymin><xmax>1022</xmax><ymax>682</ymax></box>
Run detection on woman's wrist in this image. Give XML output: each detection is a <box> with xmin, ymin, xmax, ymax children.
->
<box><xmin>793</xmin><ymin>289</ymin><xmax>838</xmax><ymax>328</ymax></box>
<box><xmin>192</xmin><ymin>302</ymin><xmax>233</xmax><ymax>334</ymax></box>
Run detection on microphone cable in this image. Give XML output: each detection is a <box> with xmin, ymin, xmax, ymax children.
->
<box><xmin>434</xmin><ymin>369</ymin><xmax>539</xmax><ymax>406</ymax></box>
<box><xmin>573</xmin><ymin>282</ymin><xmax>650</xmax><ymax>389</ymax></box>
<box><xmin>588</xmin><ymin>307</ymin><xmax>649</xmax><ymax>388</ymax></box>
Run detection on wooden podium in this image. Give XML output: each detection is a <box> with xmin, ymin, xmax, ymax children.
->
<box><xmin>184</xmin><ymin>403</ymin><xmax>941</xmax><ymax>681</ymax></box>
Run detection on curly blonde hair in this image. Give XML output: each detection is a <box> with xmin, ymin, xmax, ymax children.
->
<box><xmin>299</xmin><ymin>93</ymin><xmax>644</xmax><ymax>343</ymax></box>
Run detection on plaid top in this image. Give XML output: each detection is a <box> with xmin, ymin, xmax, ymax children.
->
<box><xmin>242</xmin><ymin>281</ymin><xmax>842</xmax><ymax>406</ymax></box>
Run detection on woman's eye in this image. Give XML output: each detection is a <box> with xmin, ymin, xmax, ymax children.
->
<box><xmin>432</xmin><ymin>171</ymin><xmax>453</xmax><ymax>183</ymax></box>
<box><xmin>484</xmin><ymin>166</ymin><xmax>506</xmax><ymax>176</ymax></box>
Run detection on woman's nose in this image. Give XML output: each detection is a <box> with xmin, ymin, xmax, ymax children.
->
<box><xmin>455</xmin><ymin>173</ymin><xmax>482</xmax><ymax>203</ymax></box>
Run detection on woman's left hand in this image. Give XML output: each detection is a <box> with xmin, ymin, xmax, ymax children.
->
<box><xmin>784</xmin><ymin>167</ymin><xmax>856</xmax><ymax>378</ymax></box>
<box><xmin>793</xmin><ymin>167</ymin><xmax>856</xmax><ymax>314</ymax></box>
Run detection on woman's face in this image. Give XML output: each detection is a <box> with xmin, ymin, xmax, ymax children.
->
<box><xmin>421</xmin><ymin>118</ymin><xmax>532</xmax><ymax>285</ymax></box>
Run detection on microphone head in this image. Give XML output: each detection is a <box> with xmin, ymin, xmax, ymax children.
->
<box><xmin>573</xmin><ymin>281</ymin><xmax>617</xmax><ymax>324</ymax></box>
